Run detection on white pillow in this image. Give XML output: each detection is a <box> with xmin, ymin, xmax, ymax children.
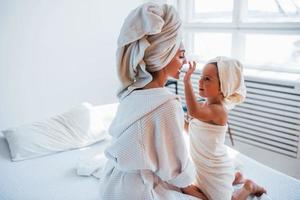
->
<box><xmin>2</xmin><ymin>103</ymin><xmax>108</xmax><ymax>161</ymax></box>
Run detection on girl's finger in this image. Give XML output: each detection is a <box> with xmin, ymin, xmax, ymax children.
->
<box><xmin>189</xmin><ymin>61</ymin><xmax>196</xmax><ymax>71</ymax></box>
<box><xmin>189</xmin><ymin>61</ymin><xmax>193</xmax><ymax>70</ymax></box>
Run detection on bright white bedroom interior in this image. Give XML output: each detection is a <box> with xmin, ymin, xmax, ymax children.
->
<box><xmin>0</xmin><ymin>0</ymin><xmax>299</xmax><ymax>182</ymax></box>
<box><xmin>0</xmin><ymin>0</ymin><xmax>143</xmax><ymax>129</ymax></box>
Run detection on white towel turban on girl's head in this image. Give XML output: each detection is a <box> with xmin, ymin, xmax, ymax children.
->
<box><xmin>116</xmin><ymin>2</ymin><xmax>182</xmax><ymax>99</ymax></box>
<box><xmin>207</xmin><ymin>56</ymin><xmax>247</xmax><ymax>110</ymax></box>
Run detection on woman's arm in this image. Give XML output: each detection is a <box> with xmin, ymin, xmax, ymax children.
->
<box><xmin>181</xmin><ymin>185</ymin><xmax>209</xmax><ymax>200</ymax></box>
<box><xmin>150</xmin><ymin>100</ymin><xmax>195</xmax><ymax>187</ymax></box>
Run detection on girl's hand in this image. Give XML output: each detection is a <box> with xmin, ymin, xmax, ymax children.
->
<box><xmin>183</xmin><ymin>61</ymin><xmax>196</xmax><ymax>83</ymax></box>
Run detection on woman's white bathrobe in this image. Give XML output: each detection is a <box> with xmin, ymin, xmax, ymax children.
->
<box><xmin>99</xmin><ymin>88</ymin><xmax>197</xmax><ymax>200</ymax></box>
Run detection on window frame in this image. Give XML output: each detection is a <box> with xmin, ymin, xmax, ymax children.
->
<box><xmin>175</xmin><ymin>0</ymin><xmax>300</xmax><ymax>74</ymax></box>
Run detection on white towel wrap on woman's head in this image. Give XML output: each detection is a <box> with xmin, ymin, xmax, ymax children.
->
<box><xmin>116</xmin><ymin>2</ymin><xmax>182</xmax><ymax>99</ymax></box>
<box><xmin>207</xmin><ymin>56</ymin><xmax>247</xmax><ymax>110</ymax></box>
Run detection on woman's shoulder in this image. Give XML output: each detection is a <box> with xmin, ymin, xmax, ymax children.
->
<box><xmin>149</xmin><ymin>97</ymin><xmax>184</xmax><ymax>120</ymax></box>
<box><xmin>160</xmin><ymin>97</ymin><xmax>182</xmax><ymax>110</ymax></box>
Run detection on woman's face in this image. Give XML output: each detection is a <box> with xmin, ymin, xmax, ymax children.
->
<box><xmin>198</xmin><ymin>63</ymin><xmax>221</xmax><ymax>98</ymax></box>
<box><xmin>164</xmin><ymin>47</ymin><xmax>187</xmax><ymax>79</ymax></box>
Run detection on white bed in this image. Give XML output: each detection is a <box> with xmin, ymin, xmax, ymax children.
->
<box><xmin>0</xmin><ymin>132</ymin><xmax>110</xmax><ymax>200</ymax></box>
<box><xmin>228</xmin><ymin>147</ymin><xmax>300</xmax><ymax>200</ymax></box>
<box><xmin>0</xmin><ymin>104</ymin><xmax>299</xmax><ymax>200</ymax></box>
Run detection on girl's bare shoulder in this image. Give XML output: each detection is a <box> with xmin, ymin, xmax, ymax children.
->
<box><xmin>207</xmin><ymin>103</ymin><xmax>228</xmax><ymax>126</ymax></box>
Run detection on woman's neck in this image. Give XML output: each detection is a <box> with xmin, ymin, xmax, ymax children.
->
<box><xmin>143</xmin><ymin>70</ymin><xmax>167</xmax><ymax>89</ymax></box>
<box><xmin>143</xmin><ymin>81</ymin><xmax>164</xmax><ymax>89</ymax></box>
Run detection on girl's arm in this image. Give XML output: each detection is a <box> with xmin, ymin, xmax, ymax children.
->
<box><xmin>184</xmin><ymin>61</ymin><xmax>201</xmax><ymax>117</ymax></box>
<box><xmin>183</xmin><ymin>62</ymin><xmax>219</xmax><ymax>122</ymax></box>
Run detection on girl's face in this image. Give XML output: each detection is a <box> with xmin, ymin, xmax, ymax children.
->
<box><xmin>198</xmin><ymin>63</ymin><xmax>222</xmax><ymax>98</ymax></box>
<box><xmin>164</xmin><ymin>47</ymin><xmax>187</xmax><ymax>79</ymax></box>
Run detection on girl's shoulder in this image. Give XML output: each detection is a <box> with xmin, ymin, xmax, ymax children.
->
<box><xmin>206</xmin><ymin>103</ymin><xmax>228</xmax><ymax>126</ymax></box>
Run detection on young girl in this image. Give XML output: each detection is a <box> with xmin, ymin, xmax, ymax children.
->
<box><xmin>182</xmin><ymin>57</ymin><xmax>267</xmax><ymax>200</ymax></box>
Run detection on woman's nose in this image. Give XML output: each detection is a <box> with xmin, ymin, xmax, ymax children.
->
<box><xmin>183</xmin><ymin>58</ymin><xmax>187</xmax><ymax>64</ymax></box>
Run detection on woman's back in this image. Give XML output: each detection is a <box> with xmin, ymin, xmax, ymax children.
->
<box><xmin>100</xmin><ymin>88</ymin><xmax>197</xmax><ymax>200</ymax></box>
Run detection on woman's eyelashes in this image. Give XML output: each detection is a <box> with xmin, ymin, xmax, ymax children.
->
<box><xmin>179</xmin><ymin>52</ymin><xmax>185</xmax><ymax>59</ymax></box>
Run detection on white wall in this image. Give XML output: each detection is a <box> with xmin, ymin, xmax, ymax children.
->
<box><xmin>0</xmin><ymin>0</ymin><xmax>142</xmax><ymax>130</ymax></box>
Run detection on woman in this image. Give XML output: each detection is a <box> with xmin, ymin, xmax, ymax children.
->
<box><xmin>99</xmin><ymin>2</ymin><xmax>204</xmax><ymax>200</ymax></box>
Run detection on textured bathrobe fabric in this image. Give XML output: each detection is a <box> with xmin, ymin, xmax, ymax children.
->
<box><xmin>99</xmin><ymin>88</ymin><xmax>198</xmax><ymax>200</ymax></box>
<box><xmin>189</xmin><ymin>119</ymin><xmax>235</xmax><ymax>200</ymax></box>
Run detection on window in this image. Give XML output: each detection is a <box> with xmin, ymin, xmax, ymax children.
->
<box><xmin>193</xmin><ymin>0</ymin><xmax>233</xmax><ymax>22</ymax></box>
<box><xmin>174</xmin><ymin>0</ymin><xmax>300</xmax><ymax>73</ymax></box>
<box><xmin>247</xmin><ymin>0</ymin><xmax>300</xmax><ymax>22</ymax></box>
<box><xmin>193</xmin><ymin>32</ymin><xmax>232</xmax><ymax>61</ymax></box>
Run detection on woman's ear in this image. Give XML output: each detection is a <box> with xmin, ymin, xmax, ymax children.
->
<box><xmin>163</xmin><ymin>66</ymin><xmax>171</xmax><ymax>77</ymax></box>
<box><xmin>219</xmin><ymin>90</ymin><xmax>224</xmax><ymax>97</ymax></box>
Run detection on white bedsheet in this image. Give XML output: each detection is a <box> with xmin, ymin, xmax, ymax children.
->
<box><xmin>232</xmin><ymin>148</ymin><xmax>300</xmax><ymax>200</ymax></box>
<box><xmin>1</xmin><ymin>137</ymin><xmax>300</xmax><ymax>200</ymax></box>
<box><xmin>0</xmin><ymin>102</ymin><xmax>299</xmax><ymax>200</ymax></box>
<box><xmin>0</xmin><ymin>132</ymin><xmax>110</xmax><ymax>200</ymax></box>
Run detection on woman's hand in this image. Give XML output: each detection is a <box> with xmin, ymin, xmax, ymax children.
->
<box><xmin>184</xmin><ymin>118</ymin><xmax>189</xmax><ymax>133</ymax></box>
<box><xmin>183</xmin><ymin>61</ymin><xmax>196</xmax><ymax>83</ymax></box>
<box><xmin>181</xmin><ymin>185</ymin><xmax>209</xmax><ymax>200</ymax></box>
